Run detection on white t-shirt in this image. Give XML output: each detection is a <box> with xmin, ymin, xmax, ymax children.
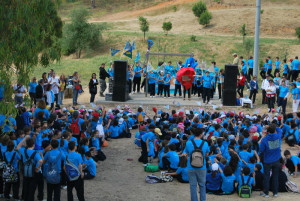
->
<box><xmin>13</xmin><ymin>85</ymin><xmax>26</xmax><ymax>97</ymax></box>
<box><xmin>48</xmin><ymin>77</ymin><xmax>59</xmax><ymax>94</ymax></box>
<box><xmin>96</xmin><ymin>124</ymin><xmax>105</xmax><ymax>137</ymax></box>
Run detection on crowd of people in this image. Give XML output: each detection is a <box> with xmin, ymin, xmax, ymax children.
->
<box><xmin>134</xmin><ymin>107</ymin><xmax>300</xmax><ymax>200</ymax></box>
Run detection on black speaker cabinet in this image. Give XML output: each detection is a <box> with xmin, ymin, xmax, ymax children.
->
<box><xmin>112</xmin><ymin>60</ymin><xmax>128</xmax><ymax>102</ymax></box>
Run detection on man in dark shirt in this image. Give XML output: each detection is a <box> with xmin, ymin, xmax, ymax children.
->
<box><xmin>35</xmin><ymin>79</ymin><xmax>44</xmax><ymax>102</ymax></box>
<box><xmin>99</xmin><ymin>63</ymin><xmax>110</xmax><ymax>97</ymax></box>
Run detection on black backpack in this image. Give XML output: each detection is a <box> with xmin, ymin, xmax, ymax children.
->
<box><xmin>286</xmin><ymin>129</ymin><xmax>297</xmax><ymax>147</ymax></box>
<box><xmin>190</xmin><ymin>140</ymin><xmax>205</xmax><ymax>168</ymax></box>
<box><xmin>2</xmin><ymin>152</ymin><xmax>18</xmax><ymax>183</ymax></box>
<box><xmin>23</xmin><ymin>149</ymin><xmax>37</xmax><ymax>178</ymax></box>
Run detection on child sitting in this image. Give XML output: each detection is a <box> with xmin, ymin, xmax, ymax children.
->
<box><xmin>83</xmin><ymin>151</ymin><xmax>96</xmax><ymax>180</ymax></box>
<box><xmin>218</xmin><ymin>165</ymin><xmax>236</xmax><ymax>195</ymax></box>
<box><xmin>165</xmin><ymin>155</ymin><xmax>189</xmax><ymax>183</ymax></box>
<box><xmin>237</xmin><ymin>167</ymin><xmax>255</xmax><ymax>195</ymax></box>
<box><xmin>253</xmin><ymin>164</ymin><xmax>264</xmax><ymax>191</ymax></box>
<box><xmin>91</xmin><ymin>130</ymin><xmax>106</xmax><ymax>162</ymax></box>
<box><xmin>162</xmin><ymin>144</ymin><xmax>179</xmax><ymax>171</ymax></box>
<box><xmin>284</xmin><ymin>150</ymin><xmax>300</xmax><ymax>177</ymax></box>
<box><xmin>206</xmin><ymin>163</ymin><xmax>221</xmax><ymax>194</ymax></box>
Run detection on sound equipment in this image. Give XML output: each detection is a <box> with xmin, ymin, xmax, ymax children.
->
<box><xmin>112</xmin><ymin>60</ymin><xmax>128</xmax><ymax>102</ymax></box>
<box><xmin>223</xmin><ymin>64</ymin><xmax>238</xmax><ymax>106</ymax></box>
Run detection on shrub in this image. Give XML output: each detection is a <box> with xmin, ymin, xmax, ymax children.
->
<box><xmin>192</xmin><ymin>1</ymin><xmax>207</xmax><ymax>18</ymax></box>
<box><xmin>199</xmin><ymin>10</ymin><xmax>212</xmax><ymax>27</ymax></box>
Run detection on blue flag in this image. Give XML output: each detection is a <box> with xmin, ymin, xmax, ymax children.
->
<box><xmin>132</xmin><ymin>40</ymin><xmax>136</xmax><ymax>50</ymax></box>
<box><xmin>124</xmin><ymin>40</ymin><xmax>132</xmax><ymax>50</ymax></box>
<box><xmin>123</xmin><ymin>47</ymin><xmax>132</xmax><ymax>59</ymax></box>
<box><xmin>147</xmin><ymin>40</ymin><xmax>154</xmax><ymax>50</ymax></box>
<box><xmin>111</xmin><ymin>48</ymin><xmax>120</xmax><ymax>56</ymax></box>
<box><xmin>135</xmin><ymin>51</ymin><xmax>140</xmax><ymax>62</ymax></box>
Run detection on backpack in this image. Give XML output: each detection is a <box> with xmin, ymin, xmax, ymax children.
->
<box><xmin>46</xmin><ymin>152</ymin><xmax>62</xmax><ymax>184</ymax></box>
<box><xmin>138</xmin><ymin>112</ymin><xmax>144</xmax><ymax>123</ymax></box>
<box><xmin>190</xmin><ymin>139</ymin><xmax>205</xmax><ymax>168</ymax></box>
<box><xmin>239</xmin><ymin>176</ymin><xmax>252</xmax><ymax>198</ymax></box>
<box><xmin>286</xmin><ymin>129</ymin><xmax>297</xmax><ymax>147</ymax></box>
<box><xmin>144</xmin><ymin>164</ymin><xmax>159</xmax><ymax>172</ymax></box>
<box><xmin>70</xmin><ymin>118</ymin><xmax>80</xmax><ymax>134</ymax></box>
<box><xmin>145</xmin><ymin>175</ymin><xmax>162</xmax><ymax>184</ymax></box>
<box><xmin>2</xmin><ymin>152</ymin><xmax>18</xmax><ymax>183</ymax></box>
<box><xmin>23</xmin><ymin>149</ymin><xmax>37</xmax><ymax>178</ymax></box>
<box><xmin>65</xmin><ymin>155</ymin><xmax>80</xmax><ymax>181</ymax></box>
<box><xmin>285</xmin><ymin>180</ymin><xmax>299</xmax><ymax>193</ymax></box>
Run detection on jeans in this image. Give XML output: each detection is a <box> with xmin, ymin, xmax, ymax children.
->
<box><xmin>174</xmin><ymin>84</ymin><xmax>182</xmax><ymax>96</ymax></box>
<box><xmin>58</xmin><ymin>91</ymin><xmax>64</xmax><ymax>105</ymax></box>
<box><xmin>249</xmin><ymin>89</ymin><xmax>257</xmax><ymax>104</ymax></box>
<box><xmin>22</xmin><ymin>176</ymin><xmax>36</xmax><ymax>201</ymax></box>
<box><xmin>128</xmin><ymin>79</ymin><xmax>132</xmax><ymax>93</ymax></box>
<box><xmin>263</xmin><ymin>160</ymin><xmax>280</xmax><ymax>195</ymax></box>
<box><xmin>260</xmin><ymin>71</ymin><xmax>266</xmax><ymax>79</ymax></box>
<box><xmin>90</xmin><ymin>93</ymin><xmax>96</xmax><ymax>103</ymax></box>
<box><xmin>237</xmin><ymin>85</ymin><xmax>244</xmax><ymax>97</ymax></box>
<box><xmin>29</xmin><ymin>92</ymin><xmax>36</xmax><ymax>106</ymax></box>
<box><xmin>14</xmin><ymin>96</ymin><xmax>23</xmax><ymax>105</ymax></box>
<box><xmin>248</xmin><ymin>68</ymin><xmax>253</xmax><ymax>81</ymax></box>
<box><xmin>47</xmin><ymin>183</ymin><xmax>61</xmax><ymax>201</ymax></box>
<box><xmin>277</xmin><ymin>97</ymin><xmax>287</xmax><ymax>114</ymax></box>
<box><xmin>73</xmin><ymin>88</ymin><xmax>79</xmax><ymax>105</ymax></box>
<box><xmin>267</xmin><ymin>69</ymin><xmax>273</xmax><ymax>78</ymax></box>
<box><xmin>67</xmin><ymin>177</ymin><xmax>85</xmax><ymax>201</ymax></box>
<box><xmin>188</xmin><ymin>169</ymin><xmax>206</xmax><ymax>201</ymax></box>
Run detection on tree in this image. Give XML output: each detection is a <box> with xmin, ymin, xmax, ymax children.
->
<box><xmin>243</xmin><ymin>38</ymin><xmax>254</xmax><ymax>58</ymax></box>
<box><xmin>192</xmin><ymin>1</ymin><xmax>207</xmax><ymax>18</ymax></box>
<box><xmin>162</xmin><ymin>21</ymin><xmax>172</xmax><ymax>35</ymax></box>
<box><xmin>199</xmin><ymin>10</ymin><xmax>212</xmax><ymax>27</ymax></box>
<box><xmin>239</xmin><ymin>24</ymin><xmax>247</xmax><ymax>44</ymax></box>
<box><xmin>296</xmin><ymin>27</ymin><xmax>300</xmax><ymax>40</ymax></box>
<box><xmin>61</xmin><ymin>7</ymin><xmax>101</xmax><ymax>58</ymax></box>
<box><xmin>139</xmin><ymin>16</ymin><xmax>149</xmax><ymax>41</ymax></box>
<box><xmin>0</xmin><ymin>0</ymin><xmax>62</xmax><ymax>116</ymax></box>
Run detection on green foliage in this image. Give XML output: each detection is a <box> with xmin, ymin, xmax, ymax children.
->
<box><xmin>243</xmin><ymin>38</ymin><xmax>254</xmax><ymax>58</ymax></box>
<box><xmin>214</xmin><ymin>0</ymin><xmax>221</xmax><ymax>3</ymax></box>
<box><xmin>162</xmin><ymin>21</ymin><xmax>172</xmax><ymax>35</ymax></box>
<box><xmin>0</xmin><ymin>0</ymin><xmax>62</xmax><ymax>116</ymax></box>
<box><xmin>173</xmin><ymin>5</ymin><xmax>177</xmax><ymax>12</ymax></box>
<box><xmin>199</xmin><ymin>10</ymin><xmax>212</xmax><ymax>27</ymax></box>
<box><xmin>260</xmin><ymin>9</ymin><xmax>264</xmax><ymax>14</ymax></box>
<box><xmin>190</xmin><ymin>35</ymin><xmax>197</xmax><ymax>42</ymax></box>
<box><xmin>61</xmin><ymin>7</ymin><xmax>102</xmax><ymax>58</ymax></box>
<box><xmin>296</xmin><ymin>27</ymin><xmax>300</xmax><ymax>40</ymax></box>
<box><xmin>138</xmin><ymin>16</ymin><xmax>149</xmax><ymax>40</ymax></box>
<box><xmin>239</xmin><ymin>24</ymin><xmax>247</xmax><ymax>44</ymax></box>
<box><xmin>192</xmin><ymin>1</ymin><xmax>207</xmax><ymax>18</ymax></box>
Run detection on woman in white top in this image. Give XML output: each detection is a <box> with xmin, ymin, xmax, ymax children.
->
<box><xmin>266</xmin><ymin>79</ymin><xmax>276</xmax><ymax>112</ymax></box>
<box><xmin>48</xmin><ymin>72</ymin><xmax>59</xmax><ymax>106</ymax></box>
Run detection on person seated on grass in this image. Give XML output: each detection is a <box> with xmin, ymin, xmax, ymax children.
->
<box><xmin>83</xmin><ymin>151</ymin><xmax>96</xmax><ymax>180</ymax></box>
<box><xmin>237</xmin><ymin>167</ymin><xmax>255</xmax><ymax>194</ymax></box>
<box><xmin>164</xmin><ymin>155</ymin><xmax>189</xmax><ymax>183</ymax></box>
<box><xmin>162</xmin><ymin>144</ymin><xmax>179</xmax><ymax>171</ymax></box>
<box><xmin>284</xmin><ymin>150</ymin><xmax>300</xmax><ymax>177</ymax></box>
<box><xmin>206</xmin><ymin>163</ymin><xmax>221</xmax><ymax>194</ymax></box>
<box><xmin>218</xmin><ymin>165</ymin><xmax>236</xmax><ymax>195</ymax></box>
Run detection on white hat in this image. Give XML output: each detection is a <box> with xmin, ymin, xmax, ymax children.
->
<box><xmin>119</xmin><ymin>118</ymin><xmax>124</xmax><ymax>125</ymax></box>
<box><xmin>212</xmin><ymin>163</ymin><xmax>219</xmax><ymax>171</ymax></box>
<box><xmin>88</xmin><ymin>109</ymin><xmax>93</xmax><ymax>113</ymax></box>
<box><xmin>62</xmin><ymin>107</ymin><xmax>67</xmax><ymax>112</ymax></box>
<box><xmin>220</xmin><ymin>114</ymin><xmax>226</xmax><ymax>118</ymax></box>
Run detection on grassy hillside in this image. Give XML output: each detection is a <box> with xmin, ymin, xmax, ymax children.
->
<box><xmin>32</xmin><ymin>30</ymin><xmax>298</xmax><ymax>85</ymax></box>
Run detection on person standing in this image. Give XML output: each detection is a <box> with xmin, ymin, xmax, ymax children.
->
<box><xmin>289</xmin><ymin>82</ymin><xmax>300</xmax><ymax>113</ymax></box>
<box><xmin>290</xmin><ymin>56</ymin><xmax>299</xmax><ymax>82</ymax></box>
<box><xmin>232</xmin><ymin>53</ymin><xmax>239</xmax><ymax>65</ymax></box>
<box><xmin>128</xmin><ymin>64</ymin><xmax>133</xmax><ymax>95</ymax></box>
<box><xmin>260</xmin><ymin>59</ymin><xmax>268</xmax><ymax>80</ymax></box>
<box><xmin>48</xmin><ymin>72</ymin><xmax>59</xmax><ymax>107</ymax></box>
<box><xmin>29</xmin><ymin>77</ymin><xmax>37</xmax><ymax>107</ymax></box>
<box><xmin>89</xmin><ymin>73</ymin><xmax>98</xmax><ymax>103</ymax></box>
<box><xmin>247</xmin><ymin>56</ymin><xmax>254</xmax><ymax>80</ymax></box>
<box><xmin>267</xmin><ymin>56</ymin><xmax>274</xmax><ymax>78</ymax></box>
<box><xmin>261</xmin><ymin>74</ymin><xmax>270</xmax><ymax>104</ymax></box>
<box><xmin>99</xmin><ymin>63</ymin><xmax>110</xmax><ymax>97</ymax></box>
<box><xmin>183</xmin><ymin>128</ymin><xmax>209</xmax><ymax>201</ymax></box>
<box><xmin>266</xmin><ymin>79</ymin><xmax>276</xmax><ymax>113</ymax></box>
<box><xmin>58</xmin><ymin>74</ymin><xmax>66</xmax><ymax>106</ymax></box>
<box><xmin>35</xmin><ymin>79</ymin><xmax>45</xmax><ymax>103</ymax></box>
<box><xmin>217</xmin><ymin>70</ymin><xmax>224</xmax><ymax>100</ymax></box>
<box><xmin>157</xmin><ymin>71</ymin><xmax>164</xmax><ymax>97</ymax></box>
<box><xmin>249</xmin><ymin>75</ymin><xmax>258</xmax><ymax>104</ymax></box>
<box><xmin>237</xmin><ymin>72</ymin><xmax>245</xmax><ymax>98</ymax></box>
<box><xmin>133</xmin><ymin>63</ymin><xmax>143</xmax><ymax>93</ymax></box>
<box><xmin>274</xmin><ymin>57</ymin><xmax>280</xmax><ymax>77</ymax></box>
<box><xmin>163</xmin><ymin>72</ymin><xmax>171</xmax><ymax>98</ymax></box>
<box><xmin>277</xmin><ymin>80</ymin><xmax>289</xmax><ymax>114</ymax></box>
<box><xmin>72</xmin><ymin>72</ymin><xmax>81</xmax><ymax>106</ymax></box>
<box><xmin>282</xmin><ymin>59</ymin><xmax>289</xmax><ymax>78</ymax></box>
<box><xmin>173</xmin><ymin>73</ymin><xmax>182</xmax><ymax>97</ymax></box>
<box><xmin>202</xmin><ymin>71</ymin><xmax>213</xmax><ymax>104</ymax></box>
<box><xmin>13</xmin><ymin>82</ymin><xmax>26</xmax><ymax>105</ymax></box>
<box><xmin>259</xmin><ymin>124</ymin><xmax>281</xmax><ymax>198</ymax></box>
<box><xmin>148</xmin><ymin>70</ymin><xmax>156</xmax><ymax>98</ymax></box>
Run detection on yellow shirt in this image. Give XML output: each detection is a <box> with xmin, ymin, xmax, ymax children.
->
<box><xmin>59</xmin><ymin>81</ymin><xmax>65</xmax><ymax>91</ymax></box>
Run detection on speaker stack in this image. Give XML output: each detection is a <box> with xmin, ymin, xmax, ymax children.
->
<box><xmin>112</xmin><ymin>60</ymin><xmax>128</xmax><ymax>102</ymax></box>
<box><xmin>222</xmin><ymin>64</ymin><xmax>238</xmax><ymax>106</ymax></box>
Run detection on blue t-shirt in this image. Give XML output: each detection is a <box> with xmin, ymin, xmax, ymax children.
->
<box><xmin>109</xmin><ymin>126</ymin><xmax>121</xmax><ymax>138</ymax></box>
<box><xmin>206</xmin><ymin>172</ymin><xmax>221</xmax><ymax>191</ymax></box>
<box><xmin>239</xmin><ymin>150</ymin><xmax>254</xmax><ymax>164</ymax></box>
<box><xmin>268</xmin><ymin>60</ymin><xmax>272</xmax><ymax>69</ymax></box>
<box><xmin>248</xmin><ymin>59</ymin><xmax>254</xmax><ymax>69</ymax></box>
<box><xmin>4</xmin><ymin>151</ymin><xmax>21</xmax><ymax>172</ymax></box>
<box><xmin>184</xmin><ymin>139</ymin><xmax>209</xmax><ymax>170</ymax></box>
<box><xmin>283</xmin><ymin>64</ymin><xmax>289</xmax><ymax>74</ymax></box>
<box><xmin>176</xmin><ymin>167</ymin><xmax>189</xmax><ymax>181</ymax></box>
<box><xmin>238</xmin><ymin>175</ymin><xmax>255</xmax><ymax>190</ymax></box>
<box><xmin>148</xmin><ymin>73</ymin><xmax>156</xmax><ymax>84</ymax></box>
<box><xmin>263</xmin><ymin>63</ymin><xmax>268</xmax><ymax>72</ymax></box>
<box><xmin>92</xmin><ymin>137</ymin><xmax>100</xmax><ymax>150</ymax></box>
<box><xmin>142</xmin><ymin>132</ymin><xmax>156</xmax><ymax>143</ymax></box>
<box><xmin>134</xmin><ymin>66</ymin><xmax>142</xmax><ymax>77</ymax></box>
<box><xmin>19</xmin><ymin>147</ymin><xmax>42</xmax><ymax>169</ymax></box>
<box><xmin>68</xmin><ymin>117</ymin><xmax>85</xmax><ymax>131</ymax></box>
<box><xmin>220</xmin><ymin>173</ymin><xmax>236</xmax><ymax>193</ymax></box>
<box><xmin>34</xmin><ymin>108</ymin><xmax>50</xmax><ymax>120</ymax></box>
<box><xmin>242</xmin><ymin>64</ymin><xmax>247</xmax><ymax>75</ymax></box>
<box><xmin>165</xmin><ymin>151</ymin><xmax>179</xmax><ymax>169</ymax></box>
<box><xmin>291</xmin><ymin>60</ymin><xmax>299</xmax><ymax>70</ymax></box>
<box><xmin>214</xmin><ymin>66</ymin><xmax>219</xmax><ymax>73</ymax></box>
<box><xmin>275</xmin><ymin>60</ymin><xmax>280</xmax><ymax>69</ymax></box>
<box><xmin>291</xmin><ymin>88</ymin><xmax>300</xmax><ymax>100</ymax></box>
<box><xmin>164</xmin><ymin>76</ymin><xmax>171</xmax><ymax>85</ymax></box>
<box><xmin>291</xmin><ymin>155</ymin><xmax>300</xmax><ymax>165</ymax></box>
<box><xmin>29</xmin><ymin>82</ymin><xmax>37</xmax><ymax>93</ymax></box>
<box><xmin>279</xmin><ymin>86</ymin><xmax>289</xmax><ymax>98</ymax></box>
<box><xmin>44</xmin><ymin>149</ymin><xmax>66</xmax><ymax>173</ymax></box>
<box><xmin>67</xmin><ymin>152</ymin><xmax>83</xmax><ymax>168</ymax></box>
<box><xmin>85</xmin><ymin>158</ymin><xmax>96</xmax><ymax>176</ymax></box>
<box><xmin>158</xmin><ymin>76</ymin><xmax>164</xmax><ymax>85</ymax></box>
<box><xmin>202</xmin><ymin>75</ymin><xmax>213</xmax><ymax>89</ymax></box>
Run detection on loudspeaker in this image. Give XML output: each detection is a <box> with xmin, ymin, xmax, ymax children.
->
<box><xmin>222</xmin><ymin>90</ymin><xmax>236</xmax><ymax>106</ymax></box>
<box><xmin>112</xmin><ymin>60</ymin><xmax>128</xmax><ymax>102</ymax></box>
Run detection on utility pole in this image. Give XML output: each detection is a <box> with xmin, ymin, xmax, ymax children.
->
<box><xmin>253</xmin><ymin>0</ymin><xmax>261</xmax><ymax>77</ymax></box>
